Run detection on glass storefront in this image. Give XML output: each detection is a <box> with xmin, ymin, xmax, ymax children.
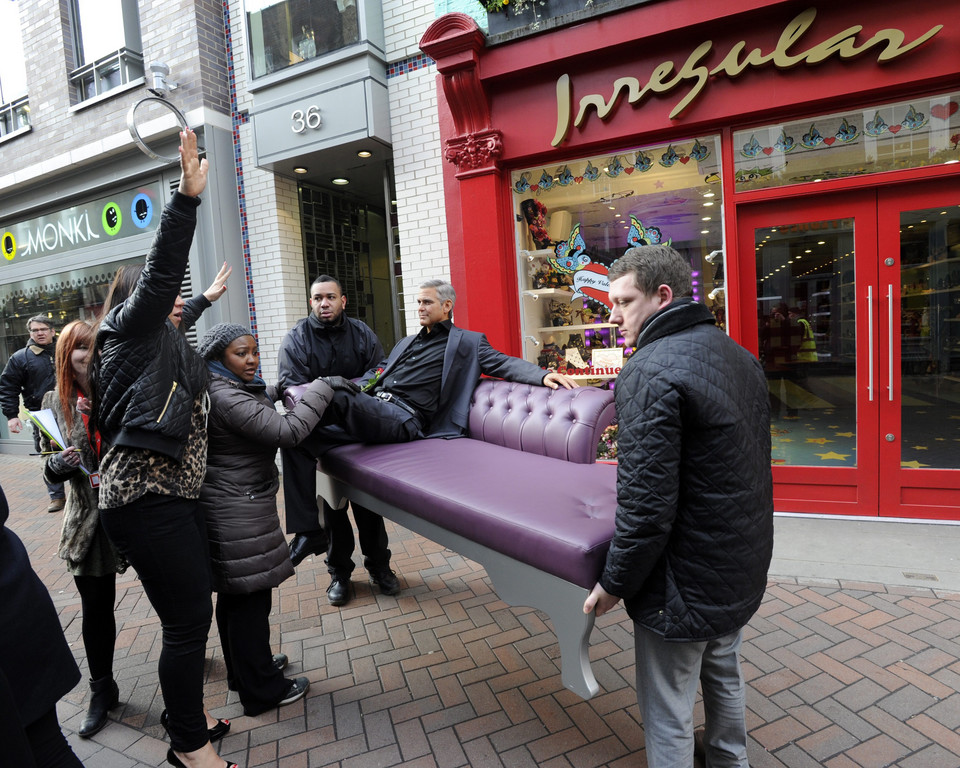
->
<box><xmin>246</xmin><ymin>0</ymin><xmax>360</xmax><ymax>78</ymax></box>
<box><xmin>0</xmin><ymin>258</ymin><xmax>139</xmax><ymax>440</ymax></box>
<box><xmin>898</xmin><ymin>204</ymin><xmax>960</xmax><ymax>469</ymax></box>
<box><xmin>512</xmin><ymin>136</ymin><xmax>724</xmax><ymax>384</ymax></box>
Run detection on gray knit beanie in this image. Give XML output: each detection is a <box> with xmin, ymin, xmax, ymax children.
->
<box><xmin>197</xmin><ymin>323</ymin><xmax>253</xmax><ymax>360</ymax></box>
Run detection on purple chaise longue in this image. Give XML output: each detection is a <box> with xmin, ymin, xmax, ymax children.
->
<box><xmin>286</xmin><ymin>378</ymin><xmax>618</xmax><ymax>699</ymax></box>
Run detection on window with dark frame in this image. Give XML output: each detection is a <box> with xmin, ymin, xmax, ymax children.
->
<box><xmin>67</xmin><ymin>0</ymin><xmax>144</xmax><ymax>104</ymax></box>
<box><xmin>0</xmin><ymin>0</ymin><xmax>30</xmax><ymax>138</ymax></box>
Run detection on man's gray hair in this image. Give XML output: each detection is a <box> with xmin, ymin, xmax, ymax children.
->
<box><xmin>608</xmin><ymin>245</ymin><xmax>693</xmax><ymax>298</ymax></box>
<box><xmin>420</xmin><ymin>278</ymin><xmax>457</xmax><ymax>310</ymax></box>
<box><xmin>26</xmin><ymin>314</ymin><xmax>52</xmax><ymax>332</ymax></box>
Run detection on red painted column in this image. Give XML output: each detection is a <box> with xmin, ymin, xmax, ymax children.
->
<box><xmin>421</xmin><ymin>14</ymin><xmax>520</xmax><ymax>355</ymax></box>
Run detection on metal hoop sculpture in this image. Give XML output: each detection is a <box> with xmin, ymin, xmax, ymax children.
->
<box><xmin>126</xmin><ymin>96</ymin><xmax>199</xmax><ymax>163</ymax></box>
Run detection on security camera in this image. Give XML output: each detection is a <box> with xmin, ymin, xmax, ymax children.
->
<box><xmin>704</xmin><ymin>250</ymin><xmax>723</xmax><ymax>264</ymax></box>
<box><xmin>148</xmin><ymin>62</ymin><xmax>177</xmax><ymax>97</ymax></box>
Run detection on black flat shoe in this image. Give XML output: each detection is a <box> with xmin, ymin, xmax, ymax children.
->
<box><xmin>166</xmin><ymin>748</ymin><xmax>238</xmax><ymax>768</ymax></box>
<box><xmin>160</xmin><ymin>709</ymin><xmax>231</xmax><ymax>742</ymax></box>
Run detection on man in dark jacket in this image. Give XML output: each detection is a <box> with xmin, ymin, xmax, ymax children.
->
<box><xmin>278</xmin><ymin>275</ymin><xmax>391</xmax><ymax>607</ymax></box>
<box><xmin>584</xmin><ymin>245</ymin><xmax>773</xmax><ymax>768</ymax></box>
<box><xmin>0</xmin><ymin>315</ymin><xmax>65</xmax><ymax>511</ymax></box>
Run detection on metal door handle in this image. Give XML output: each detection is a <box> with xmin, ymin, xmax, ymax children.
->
<box><xmin>887</xmin><ymin>284</ymin><xmax>894</xmax><ymax>401</ymax></box>
<box><xmin>867</xmin><ymin>285</ymin><xmax>874</xmax><ymax>401</ymax></box>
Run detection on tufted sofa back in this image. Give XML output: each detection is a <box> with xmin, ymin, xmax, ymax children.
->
<box><xmin>284</xmin><ymin>379</ymin><xmax>616</xmax><ymax>465</ymax></box>
<box><xmin>467</xmin><ymin>380</ymin><xmax>615</xmax><ymax>465</ymax></box>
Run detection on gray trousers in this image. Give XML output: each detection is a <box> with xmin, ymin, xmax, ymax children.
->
<box><xmin>635</xmin><ymin>624</ymin><xmax>748</xmax><ymax>768</ymax></box>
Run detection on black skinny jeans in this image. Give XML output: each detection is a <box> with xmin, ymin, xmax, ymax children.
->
<box><xmin>100</xmin><ymin>492</ymin><xmax>213</xmax><ymax>752</ymax></box>
<box><xmin>73</xmin><ymin>573</ymin><xmax>117</xmax><ymax>681</ymax></box>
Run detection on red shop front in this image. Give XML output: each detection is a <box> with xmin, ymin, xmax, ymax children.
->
<box><xmin>420</xmin><ymin>0</ymin><xmax>960</xmax><ymax>520</ymax></box>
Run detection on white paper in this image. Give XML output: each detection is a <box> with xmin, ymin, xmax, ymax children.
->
<box><xmin>27</xmin><ymin>408</ymin><xmax>92</xmax><ymax>476</ymax></box>
<box><xmin>27</xmin><ymin>409</ymin><xmax>67</xmax><ymax>449</ymax></box>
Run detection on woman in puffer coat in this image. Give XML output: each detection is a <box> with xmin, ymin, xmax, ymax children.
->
<box><xmin>196</xmin><ymin>323</ymin><xmax>334</xmax><ymax>717</ymax></box>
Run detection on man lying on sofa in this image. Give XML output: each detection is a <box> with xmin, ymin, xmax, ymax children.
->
<box><xmin>301</xmin><ymin>277</ymin><xmax>577</xmax><ymax>452</ymax></box>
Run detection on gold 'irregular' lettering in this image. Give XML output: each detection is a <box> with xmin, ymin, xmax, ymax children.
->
<box><xmin>553</xmin><ymin>6</ymin><xmax>943</xmax><ymax>147</ymax></box>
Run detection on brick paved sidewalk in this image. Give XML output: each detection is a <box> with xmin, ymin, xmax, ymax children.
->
<box><xmin>2</xmin><ymin>454</ymin><xmax>959</xmax><ymax>768</ymax></box>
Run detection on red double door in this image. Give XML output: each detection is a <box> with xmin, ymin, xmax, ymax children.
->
<box><xmin>737</xmin><ymin>179</ymin><xmax>960</xmax><ymax>520</ymax></box>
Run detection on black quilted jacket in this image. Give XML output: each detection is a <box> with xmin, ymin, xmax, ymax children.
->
<box><xmin>94</xmin><ymin>192</ymin><xmax>210</xmax><ymax>461</ymax></box>
<box><xmin>600</xmin><ymin>298</ymin><xmax>773</xmax><ymax>641</ymax></box>
<box><xmin>0</xmin><ymin>340</ymin><xmax>56</xmax><ymax>417</ymax></box>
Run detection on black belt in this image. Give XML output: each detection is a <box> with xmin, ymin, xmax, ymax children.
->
<box><xmin>374</xmin><ymin>390</ymin><xmax>420</xmax><ymax>419</ymax></box>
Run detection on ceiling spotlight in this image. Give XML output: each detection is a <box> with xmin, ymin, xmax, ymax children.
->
<box><xmin>331</xmin><ymin>177</ymin><xmax>349</xmax><ymax>185</ymax></box>
<box><xmin>357</xmin><ymin>150</ymin><xmax>372</xmax><ymax>158</ymax></box>
<box><xmin>293</xmin><ymin>167</ymin><xmax>308</xmax><ymax>174</ymax></box>
<box><xmin>708</xmin><ymin>286</ymin><xmax>724</xmax><ymax>300</ymax></box>
<box><xmin>704</xmin><ymin>250</ymin><xmax>722</xmax><ymax>264</ymax></box>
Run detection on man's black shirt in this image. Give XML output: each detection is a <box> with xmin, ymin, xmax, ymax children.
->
<box><xmin>373</xmin><ymin>320</ymin><xmax>451</xmax><ymax>419</ymax></box>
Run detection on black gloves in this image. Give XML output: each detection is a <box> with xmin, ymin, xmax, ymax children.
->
<box><xmin>323</xmin><ymin>376</ymin><xmax>362</xmax><ymax>394</ymax></box>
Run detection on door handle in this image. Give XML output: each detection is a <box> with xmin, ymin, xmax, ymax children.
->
<box><xmin>887</xmin><ymin>284</ymin><xmax>894</xmax><ymax>402</ymax></box>
<box><xmin>867</xmin><ymin>285</ymin><xmax>874</xmax><ymax>401</ymax></box>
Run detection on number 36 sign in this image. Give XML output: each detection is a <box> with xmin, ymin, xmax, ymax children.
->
<box><xmin>292</xmin><ymin>106</ymin><xmax>322</xmax><ymax>134</ymax></box>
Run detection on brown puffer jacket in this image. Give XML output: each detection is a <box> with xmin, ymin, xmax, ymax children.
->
<box><xmin>200</xmin><ymin>372</ymin><xmax>333</xmax><ymax>594</ymax></box>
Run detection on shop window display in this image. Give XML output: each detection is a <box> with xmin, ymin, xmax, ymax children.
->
<box><xmin>246</xmin><ymin>0</ymin><xmax>360</xmax><ymax>78</ymax></box>
<box><xmin>0</xmin><ymin>259</ymin><xmax>140</xmax><ymax>441</ymax></box>
<box><xmin>733</xmin><ymin>91</ymin><xmax>960</xmax><ymax>191</ymax></box>
<box><xmin>513</xmin><ymin>136</ymin><xmax>725</xmax><ymax>390</ymax></box>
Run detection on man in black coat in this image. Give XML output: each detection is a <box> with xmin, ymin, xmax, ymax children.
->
<box><xmin>583</xmin><ymin>245</ymin><xmax>773</xmax><ymax>768</ymax></box>
<box><xmin>278</xmin><ymin>275</ymin><xmax>390</xmax><ymax>606</ymax></box>
<box><xmin>0</xmin><ymin>315</ymin><xmax>65</xmax><ymax>511</ymax></box>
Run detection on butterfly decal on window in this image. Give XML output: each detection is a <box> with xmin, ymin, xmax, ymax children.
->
<box><xmin>626</xmin><ymin>215</ymin><xmax>671</xmax><ymax>250</ymax></box>
<box><xmin>551</xmin><ymin>224</ymin><xmax>590</xmax><ymax>273</ymax></box>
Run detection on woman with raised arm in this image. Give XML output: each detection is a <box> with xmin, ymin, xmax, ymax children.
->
<box><xmin>92</xmin><ymin>128</ymin><xmax>237</xmax><ymax>768</ymax></box>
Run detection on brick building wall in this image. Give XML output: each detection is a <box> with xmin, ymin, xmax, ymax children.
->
<box><xmin>3</xmin><ymin>0</ymin><xmax>229</xmax><ymax>197</ymax></box>
<box><xmin>383</xmin><ymin>0</ymin><xmax>450</xmax><ymax>333</ymax></box>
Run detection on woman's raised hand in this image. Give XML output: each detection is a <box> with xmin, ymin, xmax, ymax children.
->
<box><xmin>203</xmin><ymin>262</ymin><xmax>233</xmax><ymax>303</ymax></box>
<box><xmin>177</xmin><ymin>127</ymin><xmax>209</xmax><ymax>198</ymax></box>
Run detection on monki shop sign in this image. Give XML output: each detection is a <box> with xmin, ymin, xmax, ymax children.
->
<box><xmin>552</xmin><ymin>7</ymin><xmax>942</xmax><ymax>147</ymax></box>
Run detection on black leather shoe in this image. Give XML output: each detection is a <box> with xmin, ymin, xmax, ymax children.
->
<box><xmin>78</xmin><ymin>675</ymin><xmax>119</xmax><ymax>738</ymax></box>
<box><xmin>167</xmin><ymin>748</ymin><xmax>237</xmax><ymax>768</ymax></box>
<box><xmin>288</xmin><ymin>531</ymin><xmax>327</xmax><ymax>567</ymax></box>
<box><xmin>326</xmin><ymin>576</ymin><xmax>351</xmax><ymax>606</ymax></box>
<box><xmin>369</xmin><ymin>568</ymin><xmax>401</xmax><ymax>596</ymax></box>
<box><xmin>161</xmin><ymin>709</ymin><xmax>230</xmax><ymax>742</ymax></box>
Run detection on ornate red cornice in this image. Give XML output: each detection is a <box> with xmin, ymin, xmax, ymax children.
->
<box><xmin>444</xmin><ymin>129</ymin><xmax>503</xmax><ymax>177</ymax></box>
<box><xmin>421</xmin><ymin>13</ymin><xmax>501</xmax><ymax>173</ymax></box>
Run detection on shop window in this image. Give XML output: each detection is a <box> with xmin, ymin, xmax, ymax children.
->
<box><xmin>512</xmin><ymin>136</ymin><xmax>725</xmax><ymax>390</ymax></box>
<box><xmin>247</xmin><ymin>0</ymin><xmax>360</xmax><ymax>79</ymax></box>
<box><xmin>734</xmin><ymin>92</ymin><xmax>960</xmax><ymax>192</ymax></box>
<box><xmin>0</xmin><ymin>259</ymin><xmax>141</xmax><ymax>440</ymax></box>
<box><xmin>68</xmin><ymin>0</ymin><xmax>144</xmax><ymax>103</ymax></box>
<box><xmin>0</xmin><ymin>1</ymin><xmax>30</xmax><ymax>139</ymax></box>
